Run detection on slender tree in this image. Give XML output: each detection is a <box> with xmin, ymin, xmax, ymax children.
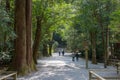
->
<box><xmin>33</xmin><ymin>16</ymin><xmax>42</xmax><ymax>64</ymax></box>
<box><xmin>78</xmin><ymin>0</ymin><xmax>98</xmax><ymax>64</ymax></box>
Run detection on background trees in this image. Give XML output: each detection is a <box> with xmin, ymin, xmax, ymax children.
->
<box><xmin>61</xmin><ymin>0</ymin><xmax>119</xmax><ymax>66</ymax></box>
<box><xmin>32</xmin><ymin>0</ymin><xmax>74</xmax><ymax>60</ymax></box>
<box><xmin>0</xmin><ymin>0</ymin><xmax>120</xmax><ymax>75</ymax></box>
<box><xmin>0</xmin><ymin>0</ymin><xmax>16</xmax><ymax>66</ymax></box>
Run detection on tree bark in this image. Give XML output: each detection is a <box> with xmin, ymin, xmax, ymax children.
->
<box><xmin>33</xmin><ymin>16</ymin><xmax>42</xmax><ymax>64</ymax></box>
<box><xmin>105</xmin><ymin>27</ymin><xmax>109</xmax><ymax>64</ymax></box>
<box><xmin>12</xmin><ymin>0</ymin><xmax>28</xmax><ymax>74</ymax></box>
<box><xmin>49</xmin><ymin>44</ymin><xmax>52</xmax><ymax>56</ymax></box>
<box><xmin>26</xmin><ymin>0</ymin><xmax>36</xmax><ymax>71</ymax></box>
<box><xmin>48</xmin><ymin>38</ymin><xmax>53</xmax><ymax>56</ymax></box>
<box><xmin>90</xmin><ymin>31</ymin><xmax>97</xmax><ymax>64</ymax></box>
<box><xmin>95</xmin><ymin>12</ymin><xmax>107</xmax><ymax>68</ymax></box>
<box><xmin>103</xmin><ymin>27</ymin><xmax>107</xmax><ymax>68</ymax></box>
<box><xmin>42</xmin><ymin>43</ymin><xmax>49</xmax><ymax>57</ymax></box>
<box><xmin>11</xmin><ymin>0</ymin><xmax>36</xmax><ymax>74</ymax></box>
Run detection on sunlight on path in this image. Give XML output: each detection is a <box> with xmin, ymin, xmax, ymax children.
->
<box><xmin>38</xmin><ymin>60</ymin><xmax>66</xmax><ymax>66</ymax></box>
<box><xmin>18</xmin><ymin>53</ymin><xmax>117</xmax><ymax>80</ymax></box>
<box><xmin>18</xmin><ymin>53</ymin><xmax>88</xmax><ymax>80</ymax></box>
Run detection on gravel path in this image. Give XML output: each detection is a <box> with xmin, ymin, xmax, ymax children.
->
<box><xmin>18</xmin><ymin>53</ymin><xmax>119</xmax><ymax>80</ymax></box>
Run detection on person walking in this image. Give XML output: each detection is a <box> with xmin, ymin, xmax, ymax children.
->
<box><xmin>62</xmin><ymin>49</ymin><xmax>64</xmax><ymax>56</ymax></box>
<box><xmin>72</xmin><ymin>53</ymin><xmax>75</xmax><ymax>61</ymax></box>
<box><xmin>75</xmin><ymin>53</ymin><xmax>79</xmax><ymax>61</ymax></box>
<box><xmin>59</xmin><ymin>51</ymin><xmax>61</xmax><ymax>56</ymax></box>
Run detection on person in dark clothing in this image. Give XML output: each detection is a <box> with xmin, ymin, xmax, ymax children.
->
<box><xmin>75</xmin><ymin>53</ymin><xmax>79</xmax><ymax>61</ymax></box>
<box><xmin>62</xmin><ymin>50</ymin><xmax>64</xmax><ymax>56</ymax></box>
<box><xmin>72</xmin><ymin>53</ymin><xmax>75</xmax><ymax>61</ymax></box>
<box><xmin>59</xmin><ymin>51</ymin><xmax>61</xmax><ymax>56</ymax></box>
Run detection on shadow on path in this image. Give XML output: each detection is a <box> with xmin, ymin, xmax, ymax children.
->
<box><xmin>18</xmin><ymin>53</ymin><xmax>117</xmax><ymax>80</ymax></box>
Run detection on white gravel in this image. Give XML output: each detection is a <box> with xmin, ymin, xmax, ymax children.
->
<box><xmin>18</xmin><ymin>53</ymin><xmax>119</xmax><ymax>80</ymax></box>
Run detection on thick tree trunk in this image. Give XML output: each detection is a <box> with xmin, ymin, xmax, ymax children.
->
<box><xmin>33</xmin><ymin>16</ymin><xmax>42</xmax><ymax>64</ymax></box>
<box><xmin>10</xmin><ymin>0</ymin><xmax>35</xmax><ymax>75</ymax></box>
<box><xmin>12</xmin><ymin>0</ymin><xmax>28</xmax><ymax>74</ymax></box>
<box><xmin>26</xmin><ymin>0</ymin><xmax>36</xmax><ymax>71</ymax></box>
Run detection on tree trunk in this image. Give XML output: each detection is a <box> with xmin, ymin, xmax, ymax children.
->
<box><xmin>96</xmin><ymin>13</ymin><xmax>107</xmax><ymax>68</ymax></box>
<box><xmin>26</xmin><ymin>0</ymin><xmax>36</xmax><ymax>71</ymax></box>
<box><xmin>102</xmin><ymin>23</ymin><xmax>107</xmax><ymax>68</ymax></box>
<box><xmin>49</xmin><ymin>44</ymin><xmax>52</xmax><ymax>56</ymax></box>
<box><xmin>110</xmin><ymin>43</ymin><xmax>114</xmax><ymax>56</ymax></box>
<box><xmin>42</xmin><ymin>43</ymin><xmax>49</xmax><ymax>57</ymax></box>
<box><xmin>12</xmin><ymin>0</ymin><xmax>28</xmax><ymax>74</ymax></box>
<box><xmin>105</xmin><ymin>27</ymin><xmax>109</xmax><ymax>65</ymax></box>
<box><xmin>48</xmin><ymin>38</ymin><xmax>53</xmax><ymax>56</ymax></box>
<box><xmin>90</xmin><ymin>31</ymin><xmax>97</xmax><ymax>64</ymax></box>
<box><xmin>33</xmin><ymin>16</ymin><xmax>42</xmax><ymax>64</ymax></box>
<box><xmin>10</xmin><ymin>0</ymin><xmax>36</xmax><ymax>75</ymax></box>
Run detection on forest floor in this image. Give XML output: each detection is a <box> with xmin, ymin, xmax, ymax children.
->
<box><xmin>18</xmin><ymin>53</ymin><xmax>119</xmax><ymax>80</ymax></box>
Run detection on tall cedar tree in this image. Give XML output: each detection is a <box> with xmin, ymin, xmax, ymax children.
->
<box><xmin>11</xmin><ymin>0</ymin><xmax>35</xmax><ymax>74</ymax></box>
<box><xmin>26</xmin><ymin>0</ymin><xmax>36</xmax><ymax>72</ymax></box>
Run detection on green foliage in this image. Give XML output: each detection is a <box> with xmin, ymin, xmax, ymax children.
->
<box><xmin>0</xmin><ymin>52</ymin><xmax>12</xmax><ymax>65</ymax></box>
<box><xmin>0</xmin><ymin>1</ymin><xmax>16</xmax><ymax>64</ymax></box>
<box><xmin>32</xmin><ymin>0</ymin><xmax>75</xmax><ymax>52</ymax></box>
<box><xmin>109</xmin><ymin>1</ymin><xmax>120</xmax><ymax>42</ymax></box>
<box><xmin>62</xmin><ymin>0</ymin><xmax>119</xmax><ymax>61</ymax></box>
<box><xmin>52</xmin><ymin>41</ymin><xmax>59</xmax><ymax>51</ymax></box>
<box><xmin>0</xmin><ymin>0</ymin><xmax>119</xmax><ymax>65</ymax></box>
<box><xmin>32</xmin><ymin>0</ymin><xmax>120</xmax><ymax>56</ymax></box>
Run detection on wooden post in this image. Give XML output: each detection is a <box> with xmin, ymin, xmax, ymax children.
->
<box><xmin>14</xmin><ymin>73</ymin><xmax>17</xmax><ymax>80</ymax></box>
<box><xmin>89</xmin><ymin>71</ymin><xmax>106</xmax><ymax>80</ymax></box>
<box><xmin>89</xmin><ymin>71</ymin><xmax>92</xmax><ymax>80</ymax></box>
<box><xmin>85</xmin><ymin>48</ymin><xmax>88</xmax><ymax>69</ymax></box>
<box><xmin>83</xmin><ymin>40</ymin><xmax>89</xmax><ymax>69</ymax></box>
<box><xmin>116</xmin><ymin>63</ymin><xmax>120</xmax><ymax>74</ymax></box>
